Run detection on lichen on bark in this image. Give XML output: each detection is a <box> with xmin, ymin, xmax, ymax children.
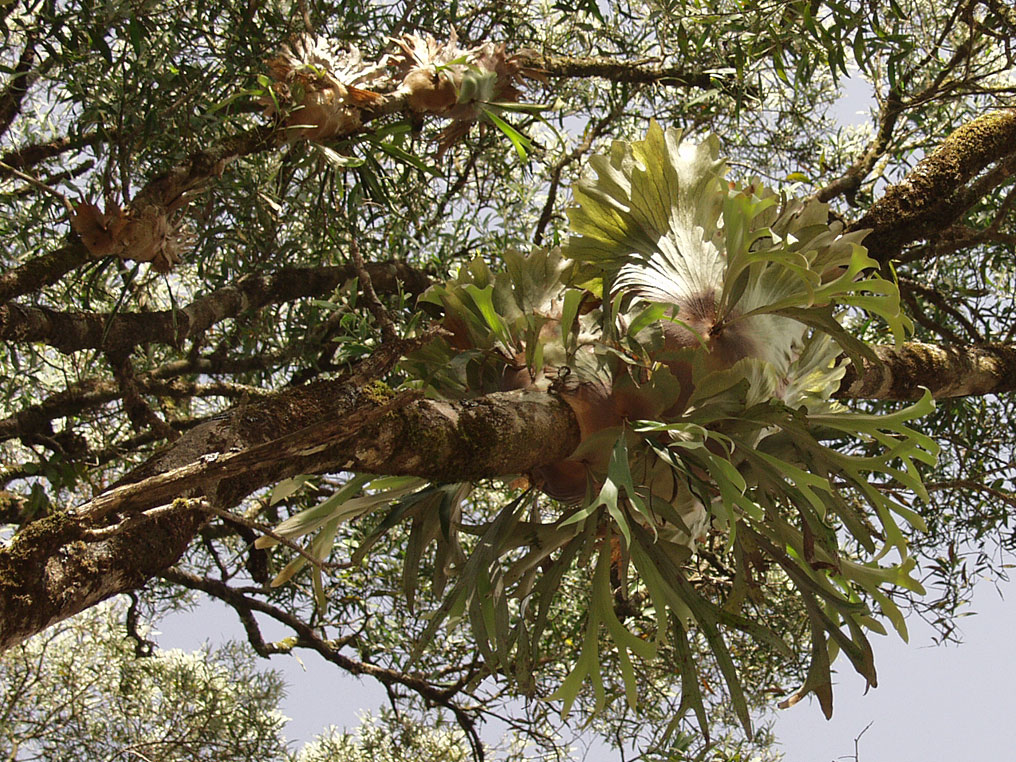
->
<box><xmin>0</xmin><ymin>503</ymin><xmax>206</xmax><ymax>652</ymax></box>
<box><xmin>853</xmin><ymin>108</ymin><xmax>1016</xmax><ymax>263</ymax></box>
<box><xmin>837</xmin><ymin>342</ymin><xmax>1016</xmax><ymax>399</ymax></box>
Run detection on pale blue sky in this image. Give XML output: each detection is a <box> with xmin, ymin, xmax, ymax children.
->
<box><xmin>775</xmin><ymin>583</ymin><xmax>1016</xmax><ymax>761</ymax></box>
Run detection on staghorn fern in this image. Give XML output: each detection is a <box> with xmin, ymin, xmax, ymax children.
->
<box><xmin>264</xmin><ymin>123</ymin><xmax>938</xmax><ymax>736</ymax></box>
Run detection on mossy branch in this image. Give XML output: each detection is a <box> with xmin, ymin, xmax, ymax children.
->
<box><xmin>852</xmin><ymin>109</ymin><xmax>1016</xmax><ymax>264</ymax></box>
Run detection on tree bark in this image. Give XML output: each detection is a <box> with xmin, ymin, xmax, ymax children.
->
<box><xmin>851</xmin><ymin>109</ymin><xmax>1016</xmax><ymax>264</ymax></box>
<box><xmin>2</xmin><ymin>338</ymin><xmax>1013</xmax><ymax>653</ymax></box>
<box><xmin>0</xmin><ymin>379</ymin><xmax>580</xmax><ymax>652</ymax></box>
<box><xmin>836</xmin><ymin>342</ymin><xmax>1016</xmax><ymax>399</ymax></box>
<box><xmin>0</xmin><ymin>502</ymin><xmax>206</xmax><ymax>655</ymax></box>
<box><xmin>0</xmin><ymin>262</ymin><xmax>431</xmax><ymax>353</ymax></box>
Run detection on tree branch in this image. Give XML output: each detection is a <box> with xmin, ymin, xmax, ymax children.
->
<box><xmin>0</xmin><ymin>362</ymin><xmax>279</xmax><ymax>447</ymax></box>
<box><xmin>121</xmin><ymin>87</ymin><xmax>414</xmax><ymax>220</ymax></box>
<box><xmin>836</xmin><ymin>342</ymin><xmax>1016</xmax><ymax>399</ymax></box>
<box><xmin>898</xmin><ymin>277</ymin><xmax>984</xmax><ymax>343</ymax></box>
<box><xmin>0</xmin><ymin>261</ymin><xmax>431</xmax><ymax>353</ymax></box>
<box><xmin>851</xmin><ymin>109</ymin><xmax>1016</xmax><ymax>264</ymax></box>
<box><xmin>0</xmin><ymin>500</ymin><xmax>207</xmax><ymax>653</ymax></box>
<box><xmin>74</xmin><ymin>386</ymin><xmax>578</xmax><ymax>522</ymax></box>
<box><xmin>533</xmin><ymin>105</ymin><xmax>620</xmax><ymax>245</ymax></box>
<box><xmin>0</xmin><ymin>132</ymin><xmax>108</xmax><ymax>175</ymax></box>
<box><xmin>526</xmin><ymin>52</ymin><xmax>735</xmax><ymax>93</ymax></box>
<box><xmin>0</xmin><ymin>242</ymin><xmax>91</xmax><ymax>303</ymax></box>
<box><xmin>0</xmin><ymin>378</ymin><xmax>579</xmax><ymax>651</ymax></box>
<box><xmin>106</xmin><ymin>348</ymin><xmax>179</xmax><ymax>441</ymax></box>
<box><xmin>4</xmin><ymin>335</ymin><xmax>1013</xmax><ymax>652</ymax></box>
<box><xmin>160</xmin><ymin>567</ymin><xmax>473</xmax><ymax>705</ymax></box>
<box><xmin>160</xmin><ymin>566</ymin><xmax>487</xmax><ymax>756</ymax></box>
<box><xmin>813</xmin><ymin>92</ymin><xmax>904</xmax><ymax>205</ymax></box>
<box><xmin>0</xmin><ymin>33</ymin><xmax>37</xmax><ymax>140</ymax></box>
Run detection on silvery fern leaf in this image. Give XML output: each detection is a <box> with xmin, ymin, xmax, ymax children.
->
<box><xmin>564</xmin><ymin>121</ymin><xmax>910</xmax><ymax>380</ymax></box>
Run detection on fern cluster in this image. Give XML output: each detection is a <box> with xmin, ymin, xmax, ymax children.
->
<box><xmin>268</xmin><ymin>123</ymin><xmax>938</xmax><ymax>734</ymax></box>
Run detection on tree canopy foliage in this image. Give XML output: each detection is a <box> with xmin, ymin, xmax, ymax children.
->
<box><xmin>0</xmin><ymin>599</ymin><xmax>488</xmax><ymax>761</ymax></box>
<box><xmin>0</xmin><ymin>601</ymin><xmax>291</xmax><ymax>761</ymax></box>
<box><xmin>1</xmin><ymin>0</ymin><xmax>1015</xmax><ymax>758</ymax></box>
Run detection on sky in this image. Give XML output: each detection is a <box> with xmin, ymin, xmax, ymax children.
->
<box><xmin>154</xmin><ymin>77</ymin><xmax>1016</xmax><ymax>761</ymax></box>
<box><xmin>774</xmin><ymin>583</ymin><xmax>1016</xmax><ymax>761</ymax></box>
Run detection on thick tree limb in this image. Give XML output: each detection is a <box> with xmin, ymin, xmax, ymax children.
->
<box><xmin>836</xmin><ymin>342</ymin><xmax>1016</xmax><ymax>399</ymax></box>
<box><xmin>0</xmin><ymin>326</ymin><xmax>572</xmax><ymax>651</ymax></box>
<box><xmin>4</xmin><ymin>336</ymin><xmax>1013</xmax><ymax>652</ymax></box>
<box><xmin>1</xmin><ymin>339</ymin><xmax>429</xmax><ymax>648</ymax></box>
<box><xmin>75</xmin><ymin>388</ymin><xmax>579</xmax><ymax>522</ymax></box>
<box><xmin>851</xmin><ymin>109</ymin><xmax>1016</xmax><ymax>264</ymax></box>
<box><xmin>0</xmin><ymin>500</ymin><xmax>207</xmax><ymax>655</ymax></box>
<box><xmin>0</xmin><ymin>381</ymin><xmax>579</xmax><ymax>652</ymax></box>
<box><xmin>0</xmin><ymin>261</ymin><xmax>431</xmax><ymax>353</ymax></box>
<box><xmin>75</xmin><ymin>388</ymin><xmax>422</xmax><ymax>521</ymax></box>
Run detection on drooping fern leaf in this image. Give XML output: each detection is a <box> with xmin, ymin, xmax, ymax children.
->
<box><xmin>263</xmin><ymin>122</ymin><xmax>938</xmax><ymax>737</ymax></box>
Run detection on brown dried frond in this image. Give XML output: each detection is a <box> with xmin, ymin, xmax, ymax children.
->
<box><xmin>390</xmin><ymin>30</ymin><xmax>469</xmax><ymax>114</ymax></box>
<box><xmin>70</xmin><ymin>202</ymin><xmax>129</xmax><ymax>258</ymax></box>
<box><xmin>392</xmin><ymin>31</ymin><xmax>529</xmax><ymax>115</ymax></box>
<box><xmin>392</xmin><ymin>31</ymin><xmax>535</xmax><ymax>154</ymax></box>
<box><xmin>71</xmin><ymin>201</ymin><xmax>192</xmax><ymax>272</ymax></box>
<box><xmin>265</xmin><ymin>35</ymin><xmax>391</xmax><ymax>142</ymax></box>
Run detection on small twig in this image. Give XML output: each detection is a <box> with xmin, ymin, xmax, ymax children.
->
<box><xmin>898</xmin><ymin>277</ymin><xmax>983</xmax><ymax>343</ymax></box>
<box><xmin>533</xmin><ymin>104</ymin><xmax>621</xmax><ymax>245</ymax></box>
<box><xmin>899</xmin><ymin>285</ymin><xmax>967</xmax><ymax>345</ymax></box>
<box><xmin>837</xmin><ymin>721</ymin><xmax>874</xmax><ymax>762</ymax></box>
<box><xmin>349</xmin><ymin>236</ymin><xmax>400</xmax><ymax>343</ymax></box>
<box><xmin>924</xmin><ymin>479</ymin><xmax>1016</xmax><ymax>509</ymax></box>
<box><xmin>0</xmin><ymin>158</ymin><xmax>75</xmax><ymax>213</ymax></box>
<box><xmin>107</xmin><ymin>349</ymin><xmax>181</xmax><ymax>442</ymax></box>
<box><xmin>199</xmin><ymin>501</ymin><xmax>346</xmax><ymax>574</ymax></box>
<box><xmin>124</xmin><ymin>592</ymin><xmax>155</xmax><ymax>657</ymax></box>
<box><xmin>812</xmin><ymin>92</ymin><xmax>903</xmax><ymax>205</ymax></box>
<box><xmin>983</xmin><ymin>182</ymin><xmax>1016</xmax><ymax>235</ymax></box>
